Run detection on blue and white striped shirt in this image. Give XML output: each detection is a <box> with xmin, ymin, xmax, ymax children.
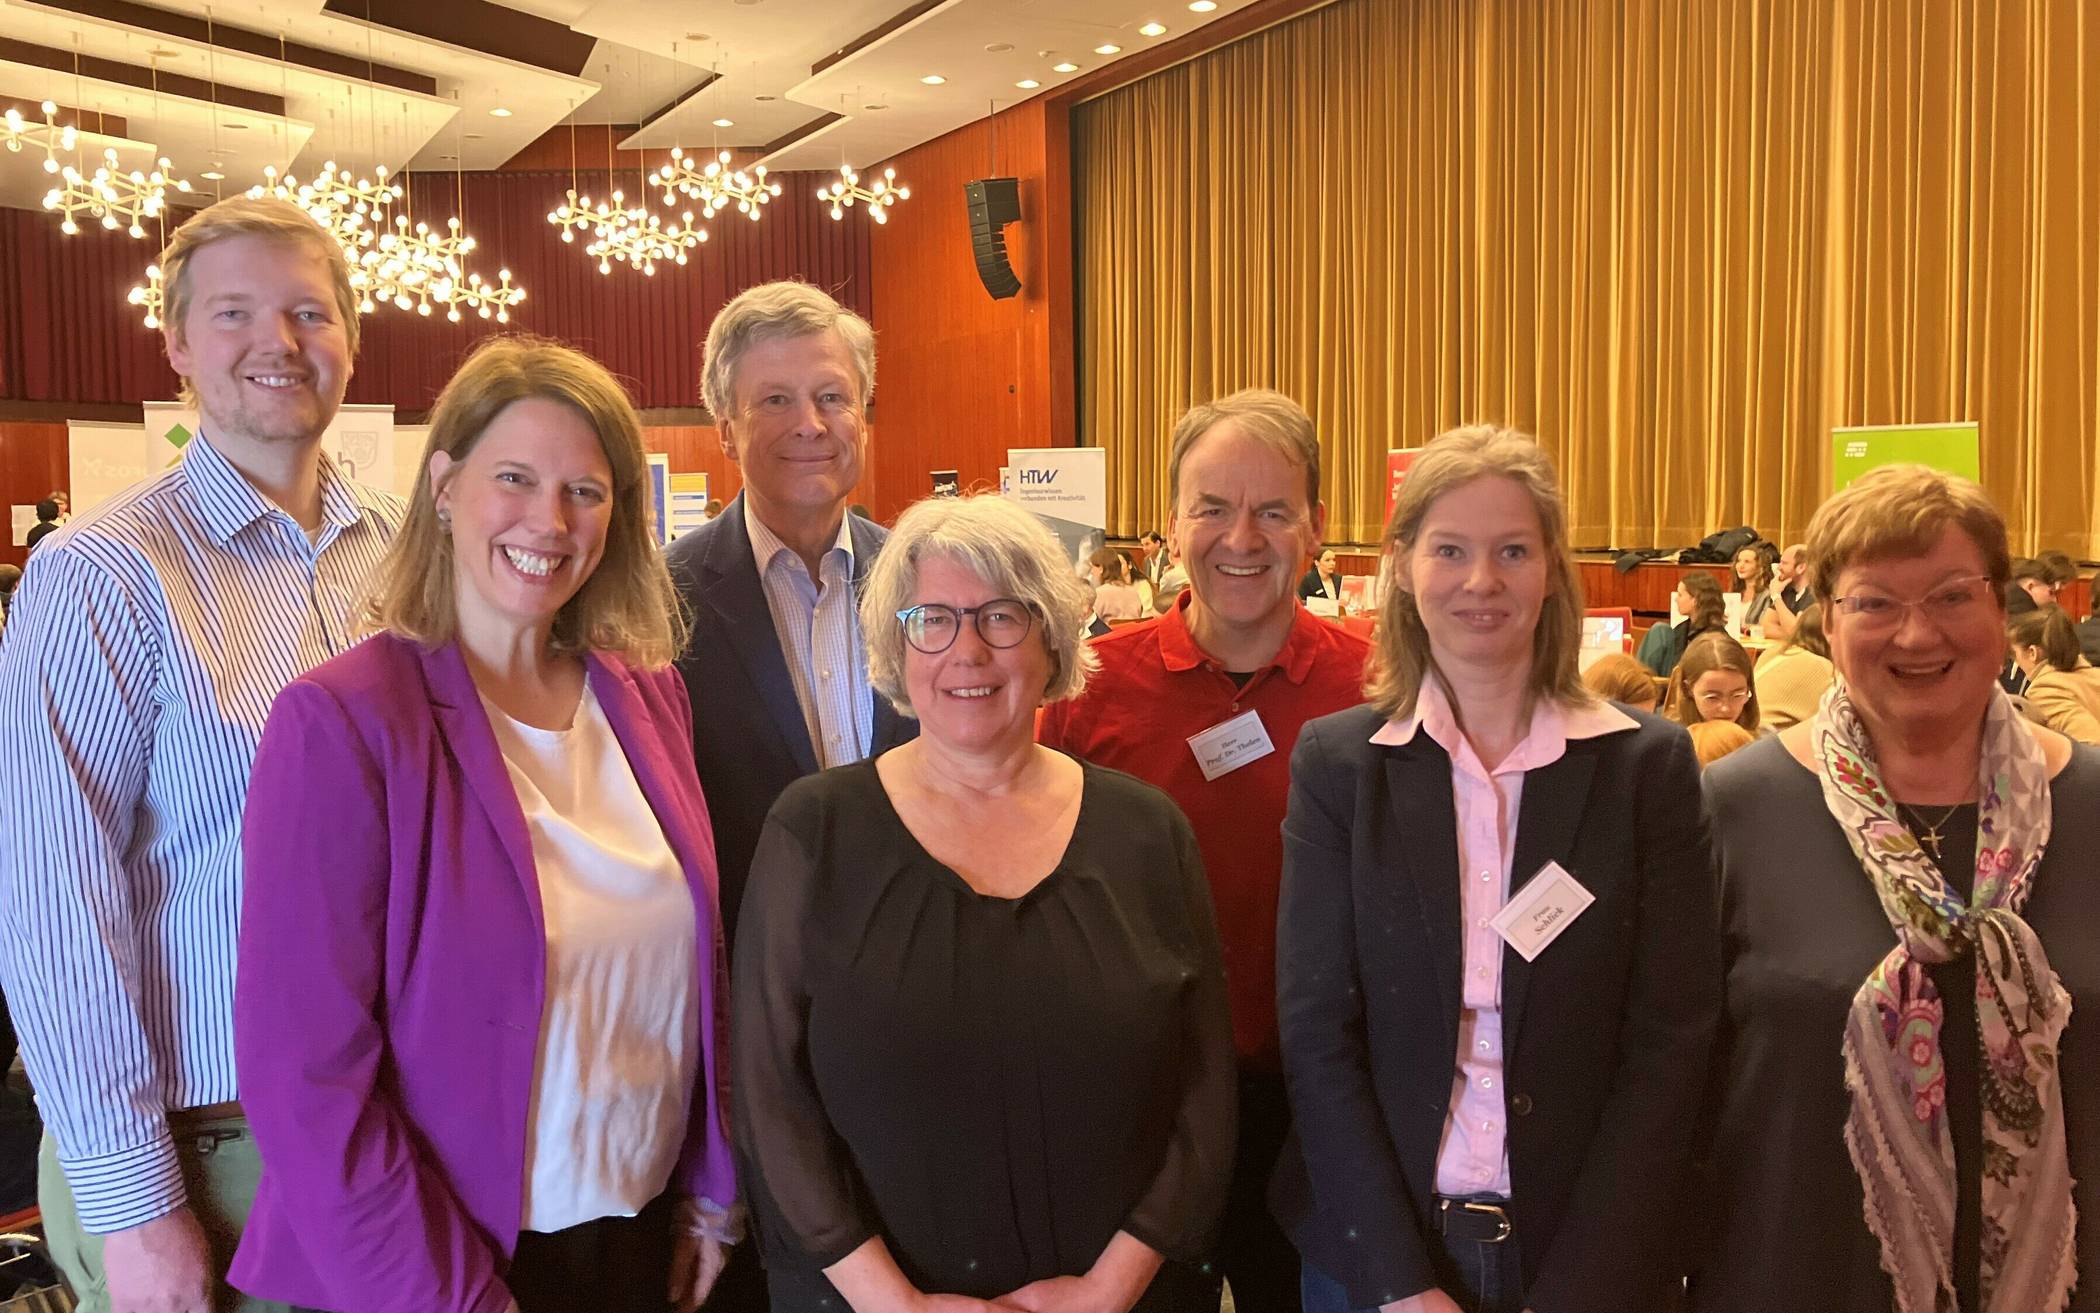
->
<box><xmin>745</xmin><ymin>500</ymin><xmax>873</xmax><ymax>769</ymax></box>
<box><xmin>0</xmin><ymin>432</ymin><xmax>403</xmax><ymax>1233</ymax></box>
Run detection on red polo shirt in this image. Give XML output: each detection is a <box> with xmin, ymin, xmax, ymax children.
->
<box><xmin>1039</xmin><ymin>594</ymin><xmax>1371</xmax><ymax>1071</ymax></box>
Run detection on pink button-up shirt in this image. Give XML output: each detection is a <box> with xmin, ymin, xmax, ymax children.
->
<box><xmin>1370</xmin><ymin>681</ymin><xmax>1637</xmax><ymax>1197</ymax></box>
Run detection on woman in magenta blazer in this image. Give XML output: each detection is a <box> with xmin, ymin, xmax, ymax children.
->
<box><xmin>231</xmin><ymin>337</ymin><xmax>736</xmax><ymax>1313</ymax></box>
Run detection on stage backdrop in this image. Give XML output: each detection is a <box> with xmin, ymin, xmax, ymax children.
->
<box><xmin>1074</xmin><ymin>0</ymin><xmax>2100</xmax><ymax>556</ymax></box>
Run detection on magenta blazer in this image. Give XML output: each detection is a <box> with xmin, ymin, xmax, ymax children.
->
<box><xmin>229</xmin><ymin>632</ymin><xmax>735</xmax><ymax>1313</ymax></box>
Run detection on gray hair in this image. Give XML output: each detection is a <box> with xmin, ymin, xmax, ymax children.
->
<box><xmin>1167</xmin><ymin>388</ymin><xmax>1322</xmax><ymax>513</ymax></box>
<box><xmin>860</xmin><ymin>493</ymin><xmax>1099</xmax><ymax>717</ymax></box>
<box><xmin>700</xmin><ymin>280</ymin><xmax>876</xmax><ymax>420</ymax></box>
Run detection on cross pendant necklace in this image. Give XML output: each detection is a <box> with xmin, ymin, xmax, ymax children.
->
<box><xmin>1898</xmin><ymin>802</ymin><xmax>1962</xmax><ymax>862</ymax></box>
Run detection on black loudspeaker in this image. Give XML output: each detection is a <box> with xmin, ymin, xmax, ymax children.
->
<box><xmin>964</xmin><ymin>177</ymin><xmax>1023</xmax><ymax>299</ymax></box>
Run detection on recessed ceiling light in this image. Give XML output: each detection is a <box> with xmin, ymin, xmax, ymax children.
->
<box><xmin>1139</xmin><ymin>21</ymin><xmax>1169</xmax><ymax>36</ymax></box>
<box><xmin>1095</xmin><ymin>43</ymin><xmax>1122</xmax><ymax>54</ymax></box>
<box><xmin>1052</xmin><ymin>61</ymin><xmax>1080</xmax><ymax>72</ymax></box>
<box><xmin>1016</xmin><ymin>79</ymin><xmax>1041</xmax><ymax>89</ymax></box>
<box><xmin>712</xmin><ymin>117</ymin><xmax>734</xmax><ymax>127</ymax></box>
<box><xmin>199</xmin><ymin>169</ymin><xmax>225</xmax><ymax>180</ymax></box>
<box><xmin>1189</xmin><ymin>0</ymin><xmax>1218</xmax><ymax>9</ymax></box>
<box><xmin>985</xmin><ymin>42</ymin><xmax>1014</xmax><ymax>53</ymax></box>
<box><xmin>755</xmin><ymin>94</ymin><xmax>777</xmax><ymax>102</ymax></box>
<box><xmin>920</xmin><ymin>74</ymin><xmax>946</xmax><ymax>85</ymax></box>
<box><xmin>489</xmin><ymin>106</ymin><xmax>513</xmax><ymax>117</ymax></box>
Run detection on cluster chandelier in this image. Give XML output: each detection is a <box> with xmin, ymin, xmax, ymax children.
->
<box><xmin>820</xmin><ymin>165</ymin><xmax>910</xmax><ymax>224</ymax></box>
<box><xmin>2</xmin><ymin>100</ymin><xmax>77</xmax><ymax>175</ymax></box>
<box><xmin>44</xmin><ymin>147</ymin><xmax>193</xmax><ymax>239</ymax></box>
<box><xmin>240</xmin><ymin>162</ymin><xmax>524</xmax><ymax>324</ymax></box>
<box><xmin>655</xmin><ymin>148</ymin><xmax>782</xmax><ymax>222</ymax></box>
<box><xmin>547</xmin><ymin>187</ymin><xmax>706</xmax><ymax>276</ymax></box>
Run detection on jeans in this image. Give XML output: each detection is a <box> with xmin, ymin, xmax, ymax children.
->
<box><xmin>1300</xmin><ymin>1231</ymin><xmax>1525</xmax><ymax>1313</ymax></box>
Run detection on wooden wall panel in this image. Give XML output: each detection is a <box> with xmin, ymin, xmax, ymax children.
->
<box><xmin>862</xmin><ymin>100</ymin><xmax>1072</xmax><ymax>522</ymax></box>
<box><xmin>0</xmin><ymin>421</ymin><xmax>67</xmax><ymax>569</ymax></box>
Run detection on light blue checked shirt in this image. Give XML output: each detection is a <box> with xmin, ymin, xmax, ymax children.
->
<box><xmin>0</xmin><ymin>432</ymin><xmax>403</xmax><ymax>1233</ymax></box>
<box><xmin>744</xmin><ymin>499</ymin><xmax>872</xmax><ymax>769</ymax></box>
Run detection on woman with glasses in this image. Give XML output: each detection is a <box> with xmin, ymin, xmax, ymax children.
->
<box><xmin>733</xmin><ymin>492</ymin><xmax>1236</xmax><ymax>1313</ymax></box>
<box><xmin>1695</xmin><ymin>465</ymin><xmax>2100</xmax><ymax>1312</ymax></box>
<box><xmin>1274</xmin><ymin>427</ymin><xmax>1718</xmax><ymax>1313</ymax></box>
<box><xmin>1666</xmin><ymin>631</ymin><xmax>1760</xmax><ymax>732</ymax></box>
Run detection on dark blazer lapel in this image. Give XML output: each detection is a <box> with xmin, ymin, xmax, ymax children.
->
<box><xmin>588</xmin><ymin>655</ymin><xmax>720</xmax><ymax>907</ymax></box>
<box><xmin>702</xmin><ymin>494</ymin><xmax>820</xmax><ymax>776</ymax></box>
<box><xmin>1384</xmin><ymin>739</ymin><xmax>1465</xmax><ymax>1057</ymax></box>
<box><xmin>1500</xmin><ymin>740</ymin><xmax>1600</xmax><ymax>1048</ymax></box>
<box><xmin>847</xmin><ymin>511</ymin><xmax>915</xmax><ymax>755</ymax></box>
<box><xmin>418</xmin><ymin>641</ymin><xmax>544</xmax><ymax>920</ymax></box>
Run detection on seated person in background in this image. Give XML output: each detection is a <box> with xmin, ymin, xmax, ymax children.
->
<box><xmin>1299</xmin><ymin>548</ymin><xmax>1345</xmax><ymax>606</ymax></box>
<box><xmin>1689</xmin><ymin>719</ymin><xmax>1756</xmax><ymax>769</ymax></box>
<box><xmin>2007</xmin><ymin>557</ymin><xmax>2058</xmax><ymax>611</ymax></box>
<box><xmin>2008</xmin><ymin>606</ymin><xmax>2100</xmax><ymax>745</ymax></box>
<box><xmin>1153</xmin><ymin>540</ymin><xmax>1190</xmax><ymax>614</ymax></box>
<box><xmin>0</xmin><ymin>562</ymin><xmax>17</xmax><ymax>629</ymax></box>
<box><xmin>1636</xmin><ymin>571</ymin><xmax>1727</xmax><ymax>676</ymax></box>
<box><xmin>1126</xmin><ymin>549</ymin><xmax>1156</xmax><ymax>614</ymax></box>
<box><xmin>1666</xmin><ymin>630</ymin><xmax>1761</xmax><ymax>733</ymax></box>
<box><xmin>1759</xmin><ymin>543</ymin><xmax>1813</xmax><ymax>640</ymax></box>
<box><xmin>1089</xmin><ymin>545</ymin><xmax>1147</xmax><ymax>622</ymax></box>
<box><xmin>22</xmin><ymin>499</ymin><xmax>59</xmax><ymax>554</ymax></box>
<box><xmin>1733</xmin><ymin>546</ymin><xmax>1776</xmax><ymax>632</ymax></box>
<box><xmin>1139</xmin><ymin>529</ymin><xmax>1170</xmax><ymax>585</ymax></box>
<box><xmin>1752</xmin><ymin>603</ymin><xmax>1835</xmax><ymax>733</ymax></box>
<box><xmin>736</xmin><ymin>493</ymin><xmax>1234</xmax><ymax>1313</ymax></box>
<box><xmin>1581</xmin><ymin>651</ymin><xmax>1660</xmax><ymax>713</ymax></box>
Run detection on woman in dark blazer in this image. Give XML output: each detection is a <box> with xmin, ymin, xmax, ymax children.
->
<box><xmin>1300</xmin><ymin>548</ymin><xmax>1345</xmax><ymax>606</ymax></box>
<box><xmin>232</xmin><ymin>338</ymin><xmax>736</xmax><ymax>1313</ymax></box>
<box><xmin>1272</xmin><ymin>426</ymin><xmax>1720</xmax><ymax>1313</ymax></box>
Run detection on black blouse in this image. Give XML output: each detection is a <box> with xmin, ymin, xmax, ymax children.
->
<box><xmin>732</xmin><ymin>758</ymin><xmax>1237</xmax><ymax>1311</ymax></box>
<box><xmin>1695</xmin><ymin>738</ymin><xmax>2100</xmax><ymax>1312</ymax></box>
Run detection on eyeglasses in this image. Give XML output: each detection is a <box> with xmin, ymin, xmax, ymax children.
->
<box><xmin>1830</xmin><ymin>574</ymin><xmax>1994</xmax><ymax>632</ymax></box>
<box><xmin>1695</xmin><ymin>688</ymin><xmax>1752</xmax><ymax>709</ymax></box>
<box><xmin>895</xmin><ymin>599</ymin><xmax>1036</xmax><ymax>654</ymax></box>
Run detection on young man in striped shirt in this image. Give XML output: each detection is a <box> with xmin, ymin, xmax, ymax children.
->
<box><xmin>0</xmin><ymin>196</ymin><xmax>404</xmax><ymax>1313</ymax></box>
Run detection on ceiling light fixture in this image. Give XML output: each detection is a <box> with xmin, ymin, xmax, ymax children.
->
<box><xmin>1188</xmin><ymin>0</ymin><xmax>1218</xmax><ymax>10</ymax></box>
<box><xmin>712</xmin><ymin>117</ymin><xmax>734</xmax><ymax>127</ymax></box>
<box><xmin>820</xmin><ymin>165</ymin><xmax>911</xmax><ymax>225</ymax></box>
<box><xmin>2</xmin><ymin>101</ymin><xmax>77</xmax><ymax>175</ymax></box>
<box><xmin>1016</xmin><ymin>79</ymin><xmax>1041</xmax><ymax>89</ymax></box>
<box><xmin>199</xmin><ymin>169</ymin><xmax>226</xmax><ymax>180</ymax></box>
<box><xmin>656</xmin><ymin>147</ymin><xmax>782</xmax><ymax>223</ymax></box>
<box><xmin>45</xmin><ymin>150</ymin><xmax>193</xmax><ymax>239</ymax></box>
<box><xmin>1139</xmin><ymin>22</ymin><xmax>1169</xmax><ymax>36</ymax></box>
<box><xmin>1052</xmin><ymin>61</ymin><xmax>1080</xmax><ymax>72</ymax></box>
<box><xmin>489</xmin><ymin>107</ymin><xmax>513</xmax><ymax>118</ymax></box>
<box><xmin>1095</xmin><ymin>43</ymin><xmax>1122</xmax><ymax>54</ymax></box>
<box><xmin>920</xmin><ymin>74</ymin><xmax>947</xmax><ymax>85</ymax></box>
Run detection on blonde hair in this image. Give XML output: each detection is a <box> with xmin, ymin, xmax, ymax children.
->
<box><xmin>1666</xmin><ymin>631</ymin><xmax>1760</xmax><ymax>731</ymax></box>
<box><xmin>1365</xmin><ymin>426</ymin><xmax>1591</xmax><ymax>721</ymax></box>
<box><xmin>363</xmin><ymin>336</ymin><xmax>685</xmax><ymax>668</ymax></box>
<box><xmin>1689</xmin><ymin>719</ymin><xmax>1757</xmax><ymax>768</ymax></box>
<box><xmin>1806</xmin><ymin>464</ymin><xmax>2011</xmax><ymax>606</ymax></box>
<box><xmin>860</xmin><ymin>493</ymin><xmax>1099</xmax><ymax>717</ymax></box>
<box><xmin>1582</xmin><ymin>652</ymin><xmax>1659</xmax><ymax>709</ymax></box>
<box><xmin>701</xmin><ymin>280</ymin><xmax>875</xmax><ymax>420</ymax></box>
<box><xmin>158</xmin><ymin>196</ymin><xmax>358</xmax><ymax>405</ymax></box>
<box><xmin>1167</xmin><ymin>389</ymin><xmax>1322</xmax><ymax>512</ymax></box>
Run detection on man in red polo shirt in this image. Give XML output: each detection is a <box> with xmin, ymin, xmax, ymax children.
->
<box><xmin>1039</xmin><ymin>389</ymin><xmax>1370</xmax><ymax>1310</ymax></box>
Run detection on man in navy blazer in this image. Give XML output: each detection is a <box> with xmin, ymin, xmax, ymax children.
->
<box><xmin>667</xmin><ymin>281</ymin><xmax>916</xmax><ymax>951</ymax></box>
<box><xmin>668</xmin><ymin>280</ymin><xmax>917</xmax><ymax>1311</ymax></box>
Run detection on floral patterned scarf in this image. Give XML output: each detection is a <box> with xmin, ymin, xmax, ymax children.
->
<box><xmin>1814</xmin><ymin>678</ymin><xmax>2076</xmax><ymax>1313</ymax></box>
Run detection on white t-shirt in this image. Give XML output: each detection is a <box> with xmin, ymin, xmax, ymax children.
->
<box><xmin>482</xmin><ymin>683</ymin><xmax>699</xmax><ymax>1233</ymax></box>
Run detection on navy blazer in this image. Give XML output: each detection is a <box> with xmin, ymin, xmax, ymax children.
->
<box><xmin>665</xmin><ymin>493</ymin><xmax>915</xmax><ymax>945</ymax></box>
<box><xmin>1270</xmin><ymin>701</ymin><xmax>1719</xmax><ymax>1313</ymax></box>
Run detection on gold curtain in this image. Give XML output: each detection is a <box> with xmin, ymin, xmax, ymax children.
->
<box><xmin>1074</xmin><ymin>0</ymin><xmax>2100</xmax><ymax>554</ymax></box>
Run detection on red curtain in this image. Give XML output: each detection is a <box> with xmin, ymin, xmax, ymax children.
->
<box><xmin>0</xmin><ymin>169</ymin><xmax>873</xmax><ymax>411</ymax></box>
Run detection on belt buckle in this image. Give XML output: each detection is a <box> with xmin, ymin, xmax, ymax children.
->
<box><xmin>1441</xmin><ymin>1198</ymin><xmax>1513</xmax><ymax>1243</ymax></box>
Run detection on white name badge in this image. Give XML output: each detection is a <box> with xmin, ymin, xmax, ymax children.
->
<box><xmin>1489</xmin><ymin>860</ymin><xmax>1595</xmax><ymax>962</ymax></box>
<box><xmin>1186</xmin><ymin>709</ymin><xmax>1276</xmax><ymax>781</ymax></box>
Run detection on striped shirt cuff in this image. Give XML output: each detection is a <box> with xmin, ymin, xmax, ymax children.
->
<box><xmin>59</xmin><ymin>1132</ymin><xmax>187</xmax><ymax>1234</ymax></box>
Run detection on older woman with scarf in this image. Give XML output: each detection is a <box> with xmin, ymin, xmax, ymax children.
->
<box><xmin>1694</xmin><ymin>464</ymin><xmax>2100</xmax><ymax>1313</ymax></box>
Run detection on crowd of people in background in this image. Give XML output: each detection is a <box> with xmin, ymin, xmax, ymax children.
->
<box><xmin>0</xmin><ymin>192</ymin><xmax>2096</xmax><ymax>1313</ymax></box>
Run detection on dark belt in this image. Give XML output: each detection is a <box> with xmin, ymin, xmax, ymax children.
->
<box><xmin>1432</xmin><ymin>1195</ymin><xmax>1514</xmax><ymax>1244</ymax></box>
